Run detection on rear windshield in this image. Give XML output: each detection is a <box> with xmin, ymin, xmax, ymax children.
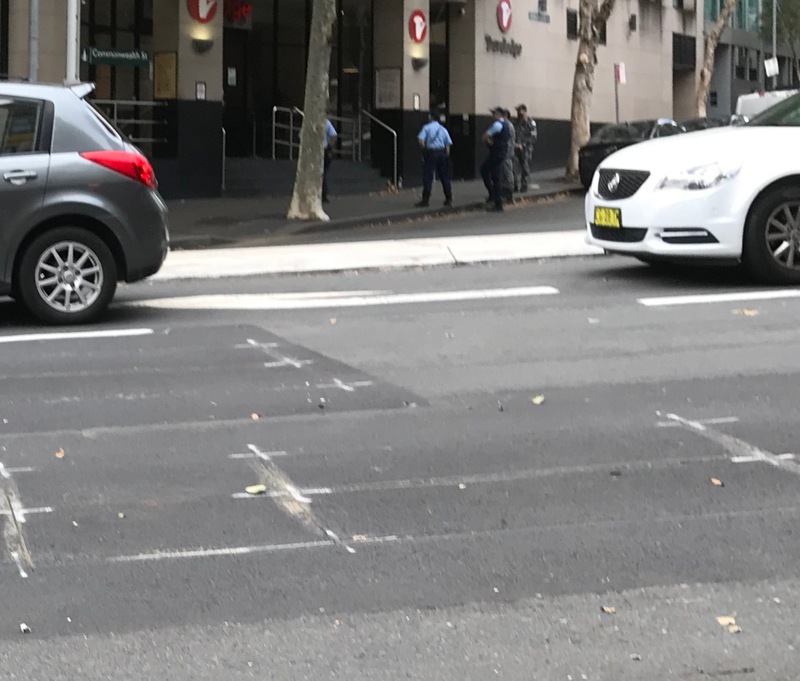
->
<box><xmin>590</xmin><ymin>121</ymin><xmax>653</xmax><ymax>143</ymax></box>
<box><xmin>747</xmin><ymin>93</ymin><xmax>800</xmax><ymax>127</ymax></box>
<box><xmin>84</xmin><ymin>100</ymin><xmax>128</xmax><ymax>141</ymax></box>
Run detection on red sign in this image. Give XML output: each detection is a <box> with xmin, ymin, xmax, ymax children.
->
<box><xmin>409</xmin><ymin>9</ymin><xmax>428</xmax><ymax>44</ymax></box>
<box><xmin>188</xmin><ymin>0</ymin><xmax>218</xmax><ymax>24</ymax></box>
<box><xmin>224</xmin><ymin>0</ymin><xmax>253</xmax><ymax>27</ymax></box>
<box><xmin>497</xmin><ymin>0</ymin><xmax>512</xmax><ymax>33</ymax></box>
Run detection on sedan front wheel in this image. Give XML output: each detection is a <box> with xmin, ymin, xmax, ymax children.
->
<box><xmin>743</xmin><ymin>185</ymin><xmax>800</xmax><ymax>285</ymax></box>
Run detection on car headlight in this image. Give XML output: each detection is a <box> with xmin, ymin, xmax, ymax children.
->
<box><xmin>657</xmin><ymin>162</ymin><xmax>741</xmax><ymax>190</ymax></box>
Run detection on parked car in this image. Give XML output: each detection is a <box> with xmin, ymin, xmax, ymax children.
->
<box><xmin>585</xmin><ymin>91</ymin><xmax>800</xmax><ymax>283</ymax></box>
<box><xmin>0</xmin><ymin>82</ymin><xmax>168</xmax><ymax>324</ymax></box>
<box><xmin>578</xmin><ymin>118</ymin><xmax>684</xmax><ymax>189</ymax></box>
<box><xmin>736</xmin><ymin>89</ymin><xmax>799</xmax><ymax>118</ymax></box>
<box><xmin>680</xmin><ymin>117</ymin><xmax>727</xmax><ymax>132</ymax></box>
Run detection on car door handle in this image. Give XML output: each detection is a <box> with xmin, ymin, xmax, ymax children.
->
<box><xmin>4</xmin><ymin>170</ymin><xmax>38</xmax><ymax>185</ymax></box>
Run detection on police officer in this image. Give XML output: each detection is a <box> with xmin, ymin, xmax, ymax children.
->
<box><xmin>513</xmin><ymin>104</ymin><xmax>538</xmax><ymax>193</ymax></box>
<box><xmin>502</xmin><ymin>108</ymin><xmax>516</xmax><ymax>202</ymax></box>
<box><xmin>416</xmin><ymin>110</ymin><xmax>453</xmax><ymax>207</ymax></box>
<box><xmin>322</xmin><ymin>118</ymin><xmax>338</xmax><ymax>204</ymax></box>
<box><xmin>480</xmin><ymin>107</ymin><xmax>511</xmax><ymax>212</ymax></box>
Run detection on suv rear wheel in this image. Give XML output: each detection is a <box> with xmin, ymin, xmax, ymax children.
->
<box><xmin>17</xmin><ymin>227</ymin><xmax>118</xmax><ymax>324</ymax></box>
<box><xmin>742</xmin><ymin>185</ymin><xmax>800</xmax><ymax>284</ymax></box>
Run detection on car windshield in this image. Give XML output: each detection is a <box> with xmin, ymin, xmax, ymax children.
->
<box><xmin>746</xmin><ymin>93</ymin><xmax>800</xmax><ymax>127</ymax></box>
<box><xmin>589</xmin><ymin>121</ymin><xmax>654</xmax><ymax>143</ymax></box>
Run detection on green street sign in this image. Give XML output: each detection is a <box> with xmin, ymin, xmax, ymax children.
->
<box><xmin>82</xmin><ymin>47</ymin><xmax>150</xmax><ymax>68</ymax></box>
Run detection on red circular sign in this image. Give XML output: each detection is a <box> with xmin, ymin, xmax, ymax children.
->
<box><xmin>497</xmin><ymin>0</ymin><xmax>512</xmax><ymax>33</ymax></box>
<box><xmin>188</xmin><ymin>0</ymin><xmax>219</xmax><ymax>24</ymax></box>
<box><xmin>409</xmin><ymin>10</ymin><xmax>428</xmax><ymax>44</ymax></box>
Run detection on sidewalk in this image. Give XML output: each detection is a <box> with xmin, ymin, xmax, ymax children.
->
<box><xmin>167</xmin><ymin>168</ymin><xmax>582</xmax><ymax>250</ymax></box>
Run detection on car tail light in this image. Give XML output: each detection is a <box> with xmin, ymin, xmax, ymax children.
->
<box><xmin>80</xmin><ymin>150</ymin><xmax>158</xmax><ymax>190</ymax></box>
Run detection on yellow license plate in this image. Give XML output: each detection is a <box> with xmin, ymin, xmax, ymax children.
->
<box><xmin>594</xmin><ymin>207</ymin><xmax>622</xmax><ymax>229</ymax></box>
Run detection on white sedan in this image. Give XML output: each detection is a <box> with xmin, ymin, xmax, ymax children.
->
<box><xmin>585</xmin><ymin>93</ymin><xmax>800</xmax><ymax>283</ymax></box>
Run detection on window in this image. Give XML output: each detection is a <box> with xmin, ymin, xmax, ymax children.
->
<box><xmin>734</xmin><ymin>46</ymin><xmax>746</xmax><ymax>80</ymax></box>
<box><xmin>748</xmin><ymin>50</ymin><xmax>759</xmax><ymax>81</ymax></box>
<box><xmin>538</xmin><ymin>0</ymin><xmax>548</xmax><ymax>13</ymax></box>
<box><xmin>748</xmin><ymin>93</ymin><xmax>800</xmax><ymax>126</ymax></box>
<box><xmin>566</xmin><ymin>9</ymin><xmax>578</xmax><ymax>39</ymax></box>
<box><xmin>710</xmin><ymin>91</ymin><xmax>718</xmax><ymax>106</ymax></box>
<box><xmin>0</xmin><ymin>99</ymin><xmax>42</xmax><ymax>155</ymax></box>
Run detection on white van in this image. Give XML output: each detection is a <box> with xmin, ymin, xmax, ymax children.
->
<box><xmin>736</xmin><ymin>89</ymin><xmax>799</xmax><ymax>118</ymax></box>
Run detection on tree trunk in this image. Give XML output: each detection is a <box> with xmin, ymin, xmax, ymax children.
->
<box><xmin>695</xmin><ymin>0</ymin><xmax>737</xmax><ymax>118</ymax></box>
<box><xmin>287</xmin><ymin>0</ymin><xmax>337</xmax><ymax>221</ymax></box>
<box><xmin>565</xmin><ymin>0</ymin><xmax>616</xmax><ymax>182</ymax></box>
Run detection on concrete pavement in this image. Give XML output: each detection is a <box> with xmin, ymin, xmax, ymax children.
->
<box><xmin>166</xmin><ymin>169</ymin><xmax>583</xmax><ymax>250</ymax></box>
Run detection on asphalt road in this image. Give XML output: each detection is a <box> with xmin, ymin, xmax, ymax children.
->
<box><xmin>2</xmin><ymin>254</ymin><xmax>800</xmax><ymax>680</ymax></box>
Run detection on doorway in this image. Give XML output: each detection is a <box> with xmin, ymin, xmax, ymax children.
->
<box><xmin>223</xmin><ymin>27</ymin><xmax>250</xmax><ymax>157</ymax></box>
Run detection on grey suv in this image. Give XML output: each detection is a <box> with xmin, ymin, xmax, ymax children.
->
<box><xmin>0</xmin><ymin>82</ymin><xmax>168</xmax><ymax>324</ymax></box>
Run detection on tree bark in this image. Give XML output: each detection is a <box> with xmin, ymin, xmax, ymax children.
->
<box><xmin>565</xmin><ymin>0</ymin><xmax>616</xmax><ymax>181</ymax></box>
<box><xmin>695</xmin><ymin>0</ymin><xmax>737</xmax><ymax>118</ymax></box>
<box><xmin>287</xmin><ymin>0</ymin><xmax>337</xmax><ymax>221</ymax></box>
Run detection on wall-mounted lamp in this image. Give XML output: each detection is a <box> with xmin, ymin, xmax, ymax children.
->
<box><xmin>628</xmin><ymin>14</ymin><xmax>637</xmax><ymax>32</ymax></box>
<box><xmin>411</xmin><ymin>57</ymin><xmax>429</xmax><ymax>71</ymax></box>
<box><xmin>192</xmin><ymin>38</ymin><xmax>215</xmax><ymax>54</ymax></box>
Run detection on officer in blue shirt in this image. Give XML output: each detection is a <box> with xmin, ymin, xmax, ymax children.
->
<box><xmin>322</xmin><ymin>119</ymin><xmax>337</xmax><ymax>203</ymax></box>
<box><xmin>480</xmin><ymin>107</ymin><xmax>511</xmax><ymax>212</ymax></box>
<box><xmin>416</xmin><ymin>110</ymin><xmax>453</xmax><ymax>208</ymax></box>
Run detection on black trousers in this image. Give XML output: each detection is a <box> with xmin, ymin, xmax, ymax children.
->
<box><xmin>480</xmin><ymin>154</ymin><xmax>505</xmax><ymax>208</ymax></box>
<box><xmin>322</xmin><ymin>150</ymin><xmax>333</xmax><ymax>200</ymax></box>
<box><xmin>422</xmin><ymin>149</ymin><xmax>452</xmax><ymax>201</ymax></box>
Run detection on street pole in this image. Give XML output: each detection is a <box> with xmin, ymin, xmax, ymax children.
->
<box><xmin>29</xmin><ymin>0</ymin><xmax>40</xmax><ymax>82</ymax></box>
<box><xmin>614</xmin><ymin>65</ymin><xmax>620</xmax><ymax>123</ymax></box>
<box><xmin>772</xmin><ymin>0</ymin><xmax>778</xmax><ymax>90</ymax></box>
<box><xmin>66</xmin><ymin>0</ymin><xmax>80</xmax><ymax>83</ymax></box>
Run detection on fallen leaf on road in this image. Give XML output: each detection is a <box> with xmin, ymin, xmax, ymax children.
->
<box><xmin>732</xmin><ymin>308</ymin><xmax>759</xmax><ymax>317</ymax></box>
<box><xmin>716</xmin><ymin>615</ymin><xmax>742</xmax><ymax>633</ymax></box>
<box><xmin>532</xmin><ymin>395</ymin><xmax>545</xmax><ymax>406</ymax></box>
<box><xmin>55</xmin><ymin>448</ymin><xmax>65</xmax><ymax>459</ymax></box>
<box><xmin>588</xmin><ymin>318</ymin><xmax>600</xmax><ymax>324</ymax></box>
<box><xmin>630</xmin><ymin>654</ymin><xmax>642</xmax><ymax>661</ymax></box>
<box><xmin>117</xmin><ymin>512</ymin><xmax>125</xmax><ymax>519</ymax></box>
<box><xmin>601</xmin><ymin>606</ymin><xmax>616</xmax><ymax>614</ymax></box>
<box><xmin>497</xmin><ymin>401</ymin><xmax>504</xmax><ymax>412</ymax></box>
<box><xmin>352</xmin><ymin>534</ymin><xmax>368</xmax><ymax>542</ymax></box>
<box><xmin>330</xmin><ymin>318</ymin><xmax>337</xmax><ymax>325</ymax></box>
<box><xmin>458</xmin><ymin>483</ymin><xmax>467</xmax><ymax>490</ymax></box>
<box><xmin>245</xmin><ymin>484</ymin><xmax>267</xmax><ymax>496</ymax></box>
<box><xmin>711</xmin><ymin>477</ymin><xmax>724</xmax><ymax>487</ymax></box>
<box><xmin>250</xmin><ymin>413</ymin><xmax>260</xmax><ymax>421</ymax></box>
<box><xmin>19</xmin><ymin>623</ymin><xmax>30</xmax><ymax>634</ymax></box>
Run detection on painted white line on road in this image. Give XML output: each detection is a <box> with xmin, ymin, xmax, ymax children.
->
<box><xmin>10</xmin><ymin>551</ymin><xmax>28</xmax><ymax>578</ymax></box>
<box><xmin>229</xmin><ymin>451</ymin><xmax>288</xmax><ymax>460</ymax></box>
<box><xmin>0</xmin><ymin>506</ymin><xmax>53</xmax><ymax>520</ymax></box>
<box><xmin>4</xmin><ymin>467</ymin><xmax>36</xmax><ymax>475</ymax></box>
<box><xmin>662</xmin><ymin>412</ymin><xmax>800</xmax><ymax>476</ymax></box>
<box><xmin>131</xmin><ymin>286</ymin><xmax>560</xmax><ymax>311</ymax></box>
<box><xmin>639</xmin><ymin>289</ymin><xmax>800</xmax><ymax>307</ymax></box>
<box><xmin>108</xmin><ymin>539</ymin><xmax>334</xmax><ymax>563</ymax></box>
<box><xmin>245</xmin><ymin>338</ymin><xmax>314</xmax><ymax>369</ymax></box>
<box><xmin>656</xmin><ymin>416</ymin><xmax>740</xmax><ymax>428</ymax></box>
<box><xmin>732</xmin><ymin>453</ymin><xmax>796</xmax><ymax>463</ymax></box>
<box><xmin>0</xmin><ymin>328</ymin><xmax>154</xmax><ymax>344</ymax></box>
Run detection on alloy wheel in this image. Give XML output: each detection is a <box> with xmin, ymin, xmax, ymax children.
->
<box><xmin>34</xmin><ymin>241</ymin><xmax>104</xmax><ymax>314</ymax></box>
<box><xmin>765</xmin><ymin>201</ymin><xmax>800</xmax><ymax>270</ymax></box>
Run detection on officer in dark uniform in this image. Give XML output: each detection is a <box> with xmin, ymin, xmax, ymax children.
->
<box><xmin>416</xmin><ymin>110</ymin><xmax>453</xmax><ymax>207</ymax></box>
<box><xmin>480</xmin><ymin>107</ymin><xmax>511</xmax><ymax>212</ymax></box>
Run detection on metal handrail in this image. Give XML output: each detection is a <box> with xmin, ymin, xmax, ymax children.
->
<box><xmin>221</xmin><ymin>127</ymin><xmax>226</xmax><ymax>192</ymax></box>
<box><xmin>362</xmin><ymin>109</ymin><xmax>398</xmax><ymax>188</ymax></box>
<box><xmin>272</xmin><ymin>106</ymin><xmax>304</xmax><ymax>160</ymax></box>
<box><xmin>92</xmin><ymin>99</ymin><xmax>168</xmax><ymax>149</ymax></box>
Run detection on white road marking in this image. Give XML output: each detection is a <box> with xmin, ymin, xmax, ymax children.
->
<box><xmin>656</xmin><ymin>416</ymin><xmax>740</xmax><ymax>428</ymax></box>
<box><xmin>0</xmin><ymin>328</ymin><xmax>154</xmax><ymax>344</ymax></box>
<box><xmin>132</xmin><ymin>286</ymin><xmax>560</xmax><ymax>311</ymax></box>
<box><xmin>662</xmin><ymin>412</ymin><xmax>800</xmax><ymax>476</ymax></box>
<box><xmin>639</xmin><ymin>289</ymin><xmax>800</xmax><ymax>307</ymax></box>
<box><xmin>732</xmin><ymin>453</ymin><xmax>795</xmax><ymax>463</ymax></box>
<box><xmin>229</xmin><ymin>451</ymin><xmax>288</xmax><ymax>460</ymax></box>
<box><xmin>0</xmin><ymin>506</ymin><xmax>53</xmax><ymax>519</ymax></box>
<box><xmin>245</xmin><ymin>338</ymin><xmax>314</xmax><ymax>369</ymax></box>
<box><xmin>10</xmin><ymin>551</ymin><xmax>28</xmax><ymax>578</ymax></box>
<box><xmin>316</xmin><ymin>379</ymin><xmax>374</xmax><ymax>392</ymax></box>
<box><xmin>4</xmin><ymin>467</ymin><xmax>36</xmax><ymax>475</ymax></box>
<box><xmin>0</xmin><ymin>463</ymin><xmax>9</xmax><ymax>480</ymax></box>
<box><xmin>108</xmin><ymin>539</ymin><xmax>334</xmax><ymax>562</ymax></box>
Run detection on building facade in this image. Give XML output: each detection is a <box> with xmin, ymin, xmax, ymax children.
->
<box><xmin>705</xmin><ymin>0</ymin><xmax>799</xmax><ymax>118</ymax></box>
<box><xmin>4</xmin><ymin>0</ymin><xmax>704</xmax><ymax>199</ymax></box>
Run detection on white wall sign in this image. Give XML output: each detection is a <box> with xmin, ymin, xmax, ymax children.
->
<box><xmin>375</xmin><ymin>68</ymin><xmax>402</xmax><ymax>109</ymax></box>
